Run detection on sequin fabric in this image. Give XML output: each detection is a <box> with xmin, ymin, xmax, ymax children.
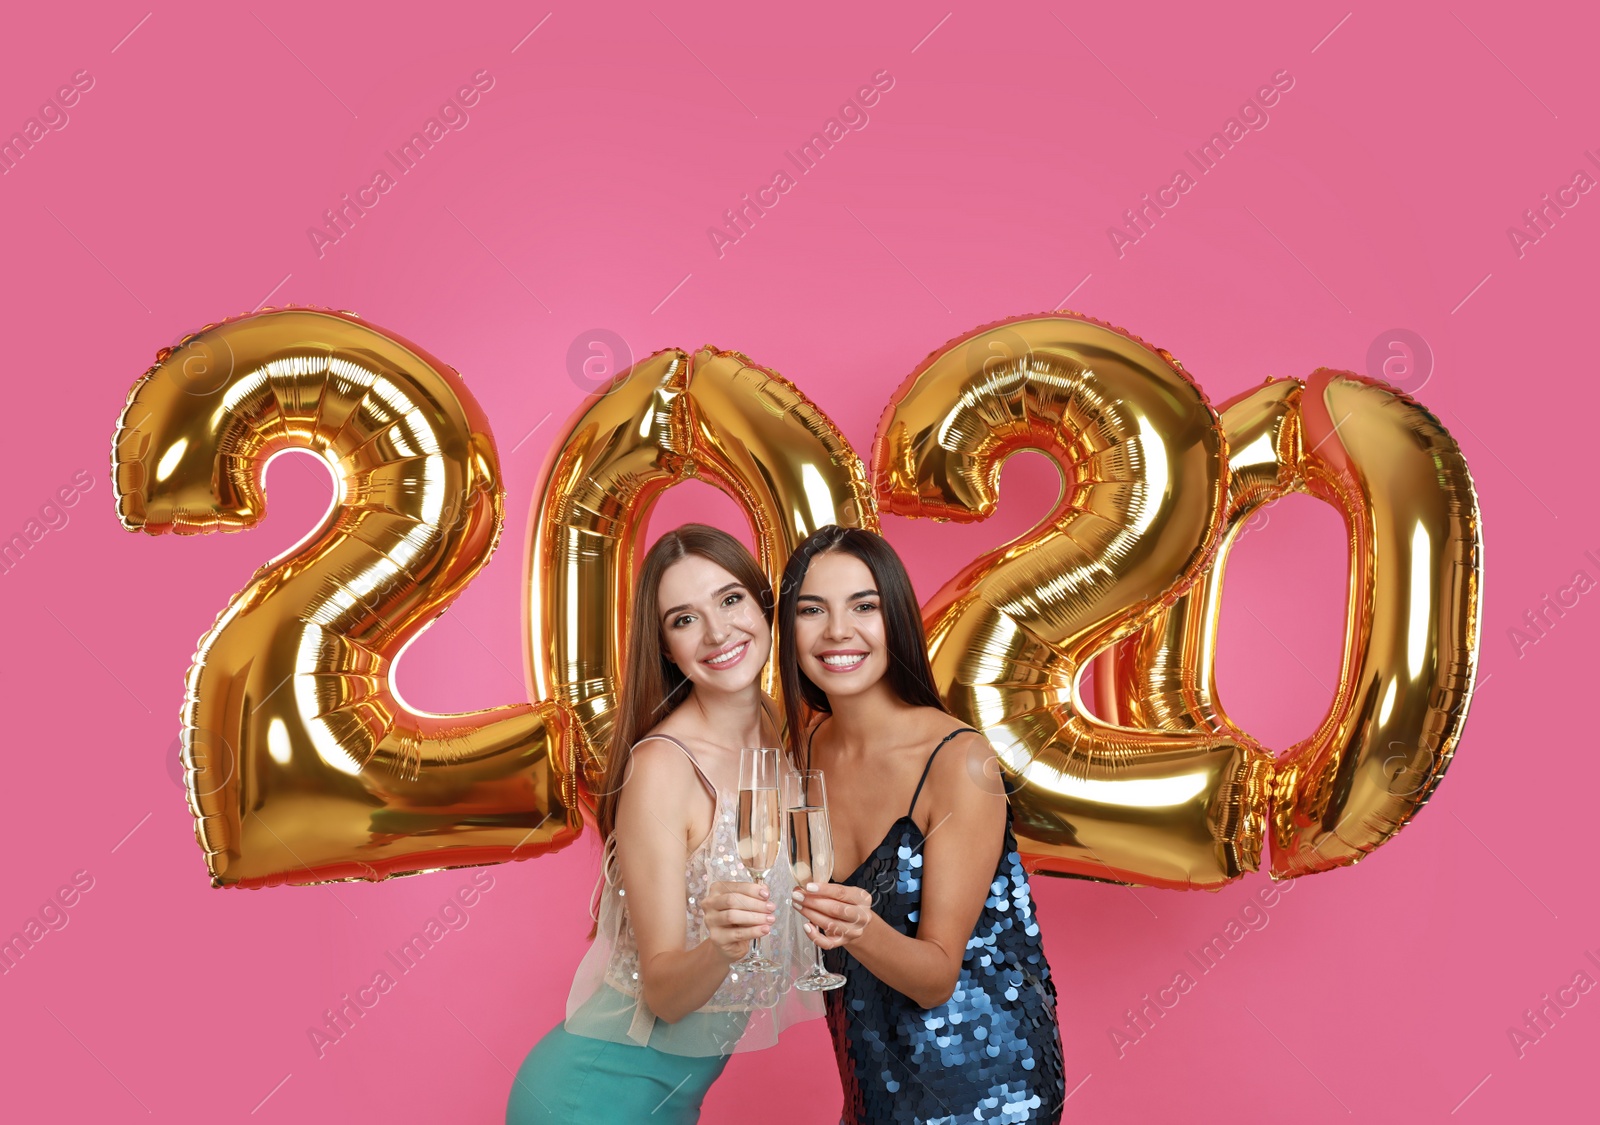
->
<box><xmin>601</xmin><ymin>744</ymin><xmax>795</xmax><ymax>1015</ymax></box>
<box><xmin>821</xmin><ymin>736</ymin><xmax>1065</xmax><ymax>1124</ymax></box>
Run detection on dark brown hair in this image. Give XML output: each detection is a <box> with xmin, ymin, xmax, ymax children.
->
<box><xmin>593</xmin><ymin>522</ymin><xmax>775</xmax><ymax>845</ymax></box>
<box><xmin>777</xmin><ymin>525</ymin><xmax>948</xmax><ymax>769</ymax></box>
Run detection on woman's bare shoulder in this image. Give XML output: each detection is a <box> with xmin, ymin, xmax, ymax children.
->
<box><xmin>928</xmin><ymin>722</ymin><xmax>1005</xmax><ymax>802</ymax></box>
<box><xmin>618</xmin><ymin>733</ymin><xmax>700</xmax><ymax>793</ymax></box>
<box><xmin>908</xmin><ymin>708</ymin><xmax>987</xmax><ymax>747</ymax></box>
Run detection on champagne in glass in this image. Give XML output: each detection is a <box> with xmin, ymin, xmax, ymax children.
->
<box><xmin>732</xmin><ymin>746</ymin><xmax>782</xmax><ymax>973</ymax></box>
<box><xmin>737</xmin><ymin>787</ymin><xmax>782</xmax><ymax>876</ymax></box>
<box><xmin>787</xmin><ymin>805</ymin><xmax>833</xmax><ymax>887</ymax></box>
<box><xmin>788</xmin><ymin>769</ymin><xmax>846</xmax><ymax>991</ymax></box>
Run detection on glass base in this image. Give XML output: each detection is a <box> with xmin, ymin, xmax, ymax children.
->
<box><xmin>794</xmin><ymin>970</ymin><xmax>846</xmax><ymax>991</ymax></box>
<box><xmin>730</xmin><ymin>953</ymin><xmax>782</xmax><ymax>974</ymax></box>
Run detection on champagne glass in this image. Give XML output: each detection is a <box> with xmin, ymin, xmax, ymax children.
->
<box><xmin>787</xmin><ymin>768</ymin><xmax>847</xmax><ymax>991</ymax></box>
<box><xmin>733</xmin><ymin>746</ymin><xmax>782</xmax><ymax>973</ymax></box>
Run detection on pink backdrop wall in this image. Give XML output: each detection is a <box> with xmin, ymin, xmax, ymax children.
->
<box><xmin>3</xmin><ymin>1</ymin><xmax>1595</xmax><ymax>1121</ymax></box>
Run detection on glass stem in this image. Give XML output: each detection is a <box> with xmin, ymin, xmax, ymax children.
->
<box><xmin>750</xmin><ymin>893</ymin><xmax>767</xmax><ymax>964</ymax></box>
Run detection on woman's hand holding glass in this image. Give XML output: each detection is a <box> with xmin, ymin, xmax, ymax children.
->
<box><xmin>702</xmin><ymin>880</ymin><xmax>776</xmax><ymax>964</ymax></box>
<box><xmin>793</xmin><ymin>882</ymin><xmax>874</xmax><ymax>950</ymax></box>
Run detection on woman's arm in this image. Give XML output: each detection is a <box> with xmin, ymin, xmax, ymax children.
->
<box><xmin>794</xmin><ymin>732</ymin><xmax>1006</xmax><ymax>1009</ymax></box>
<box><xmin>614</xmin><ymin>741</ymin><xmax>775</xmax><ymax>1023</ymax></box>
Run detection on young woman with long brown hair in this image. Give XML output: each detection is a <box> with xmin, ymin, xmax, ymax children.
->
<box><xmin>507</xmin><ymin>524</ymin><xmax>819</xmax><ymax>1124</ymax></box>
<box><xmin>777</xmin><ymin>525</ymin><xmax>1066</xmax><ymax>1125</ymax></box>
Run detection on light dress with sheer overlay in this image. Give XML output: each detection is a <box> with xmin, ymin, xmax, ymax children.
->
<box><xmin>507</xmin><ymin>735</ymin><xmax>821</xmax><ymax>1124</ymax></box>
<box><xmin>563</xmin><ymin>733</ymin><xmax>822</xmax><ymax>1054</ymax></box>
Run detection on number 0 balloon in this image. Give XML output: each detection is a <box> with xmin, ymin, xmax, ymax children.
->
<box><xmin>1095</xmin><ymin>372</ymin><xmax>1482</xmax><ymax>880</ymax></box>
<box><xmin>524</xmin><ymin>342</ymin><xmax>876</xmax><ymax>798</ymax></box>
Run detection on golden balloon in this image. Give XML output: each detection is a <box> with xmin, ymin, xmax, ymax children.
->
<box><xmin>112</xmin><ymin>308</ymin><xmax>581</xmax><ymax>888</ymax></box>
<box><xmin>526</xmin><ymin>344</ymin><xmax>876</xmax><ymax>797</ymax></box>
<box><xmin>111</xmin><ymin>307</ymin><xmax>1481</xmax><ymax>893</ymax></box>
<box><xmin>874</xmin><ymin>311</ymin><xmax>1273</xmax><ymax>890</ymax></box>
<box><xmin>1099</xmin><ymin>372</ymin><xmax>1483</xmax><ymax>878</ymax></box>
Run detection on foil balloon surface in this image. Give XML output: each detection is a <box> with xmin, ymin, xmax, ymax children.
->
<box><xmin>112</xmin><ymin>308</ymin><xmax>580</xmax><ymax>887</ymax></box>
<box><xmin>525</xmin><ymin>345</ymin><xmax>876</xmax><ymax>797</ymax></box>
<box><xmin>112</xmin><ymin>307</ymin><xmax>1479</xmax><ymax>892</ymax></box>
<box><xmin>1098</xmin><ymin>373</ymin><xmax>1483</xmax><ymax>878</ymax></box>
<box><xmin>874</xmin><ymin>312</ymin><xmax>1274</xmax><ymax>890</ymax></box>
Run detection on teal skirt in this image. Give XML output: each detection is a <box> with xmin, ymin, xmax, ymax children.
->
<box><xmin>506</xmin><ymin>1021</ymin><xmax>731</xmax><ymax>1124</ymax></box>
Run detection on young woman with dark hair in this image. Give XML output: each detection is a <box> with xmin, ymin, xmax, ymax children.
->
<box><xmin>507</xmin><ymin>523</ymin><xmax>819</xmax><ymax>1125</ymax></box>
<box><xmin>777</xmin><ymin>525</ymin><xmax>1066</xmax><ymax>1125</ymax></box>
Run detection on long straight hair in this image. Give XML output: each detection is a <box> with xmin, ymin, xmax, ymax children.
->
<box><xmin>594</xmin><ymin>523</ymin><xmax>775</xmax><ymax>844</ymax></box>
<box><xmin>776</xmin><ymin>525</ymin><xmax>948</xmax><ymax>769</ymax></box>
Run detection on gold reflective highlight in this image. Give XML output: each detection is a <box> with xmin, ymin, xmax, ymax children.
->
<box><xmin>525</xmin><ymin>344</ymin><xmax>875</xmax><ymax>801</ymax></box>
<box><xmin>1100</xmin><ymin>372</ymin><xmax>1483</xmax><ymax>879</ymax></box>
<box><xmin>874</xmin><ymin>312</ymin><xmax>1273</xmax><ymax>889</ymax></box>
<box><xmin>112</xmin><ymin>308</ymin><xmax>580</xmax><ymax>888</ymax></box>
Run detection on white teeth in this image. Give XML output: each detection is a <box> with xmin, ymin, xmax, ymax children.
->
<box><xmin>704</xmin><ymin>642</ymin><xmax>746</xmax><ymax>666</ymax></box>
<box><xmin>821</xmin><ymin>653</ymin><xmax>866</xmax><ymax>667</ymax></box>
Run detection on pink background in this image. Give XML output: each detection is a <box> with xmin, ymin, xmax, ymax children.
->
<box><xmin>2</xmin><ymin>1</ymin><xmax>1595</xmax><ymax>1121</ymax></box>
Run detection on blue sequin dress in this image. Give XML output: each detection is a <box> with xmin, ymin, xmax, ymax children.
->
<box><xmin>815</xmin><ymin>726</ymin><xmax>1066</xmax><ymax>1125</ymax></box>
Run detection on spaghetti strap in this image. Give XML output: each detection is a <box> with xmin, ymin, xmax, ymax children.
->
<box><xmin>633</xmin><ymin>733</ymin><xmax>715</xmax><ymax>800</ymax></box>
<box><xmin>908</xmin><ymin>727</ymin><xmax>982</xmax><ymax>818</ymax></box>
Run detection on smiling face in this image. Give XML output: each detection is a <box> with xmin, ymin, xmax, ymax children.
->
<box><xmin>656</xmin><ymin>553</ymin><xmax>771</xmax><ymax>694</ymax></box>
<box><xmin>793</xmin><ymin>550</ymin><xmax>890</xmax><ymax>699</ymax></box>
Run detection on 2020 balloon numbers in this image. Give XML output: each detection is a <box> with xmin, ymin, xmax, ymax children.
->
<box><xmin>111</xmin><ymin>308</ymin><xmax>1480</xmax><ymax>891</ymax></box>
